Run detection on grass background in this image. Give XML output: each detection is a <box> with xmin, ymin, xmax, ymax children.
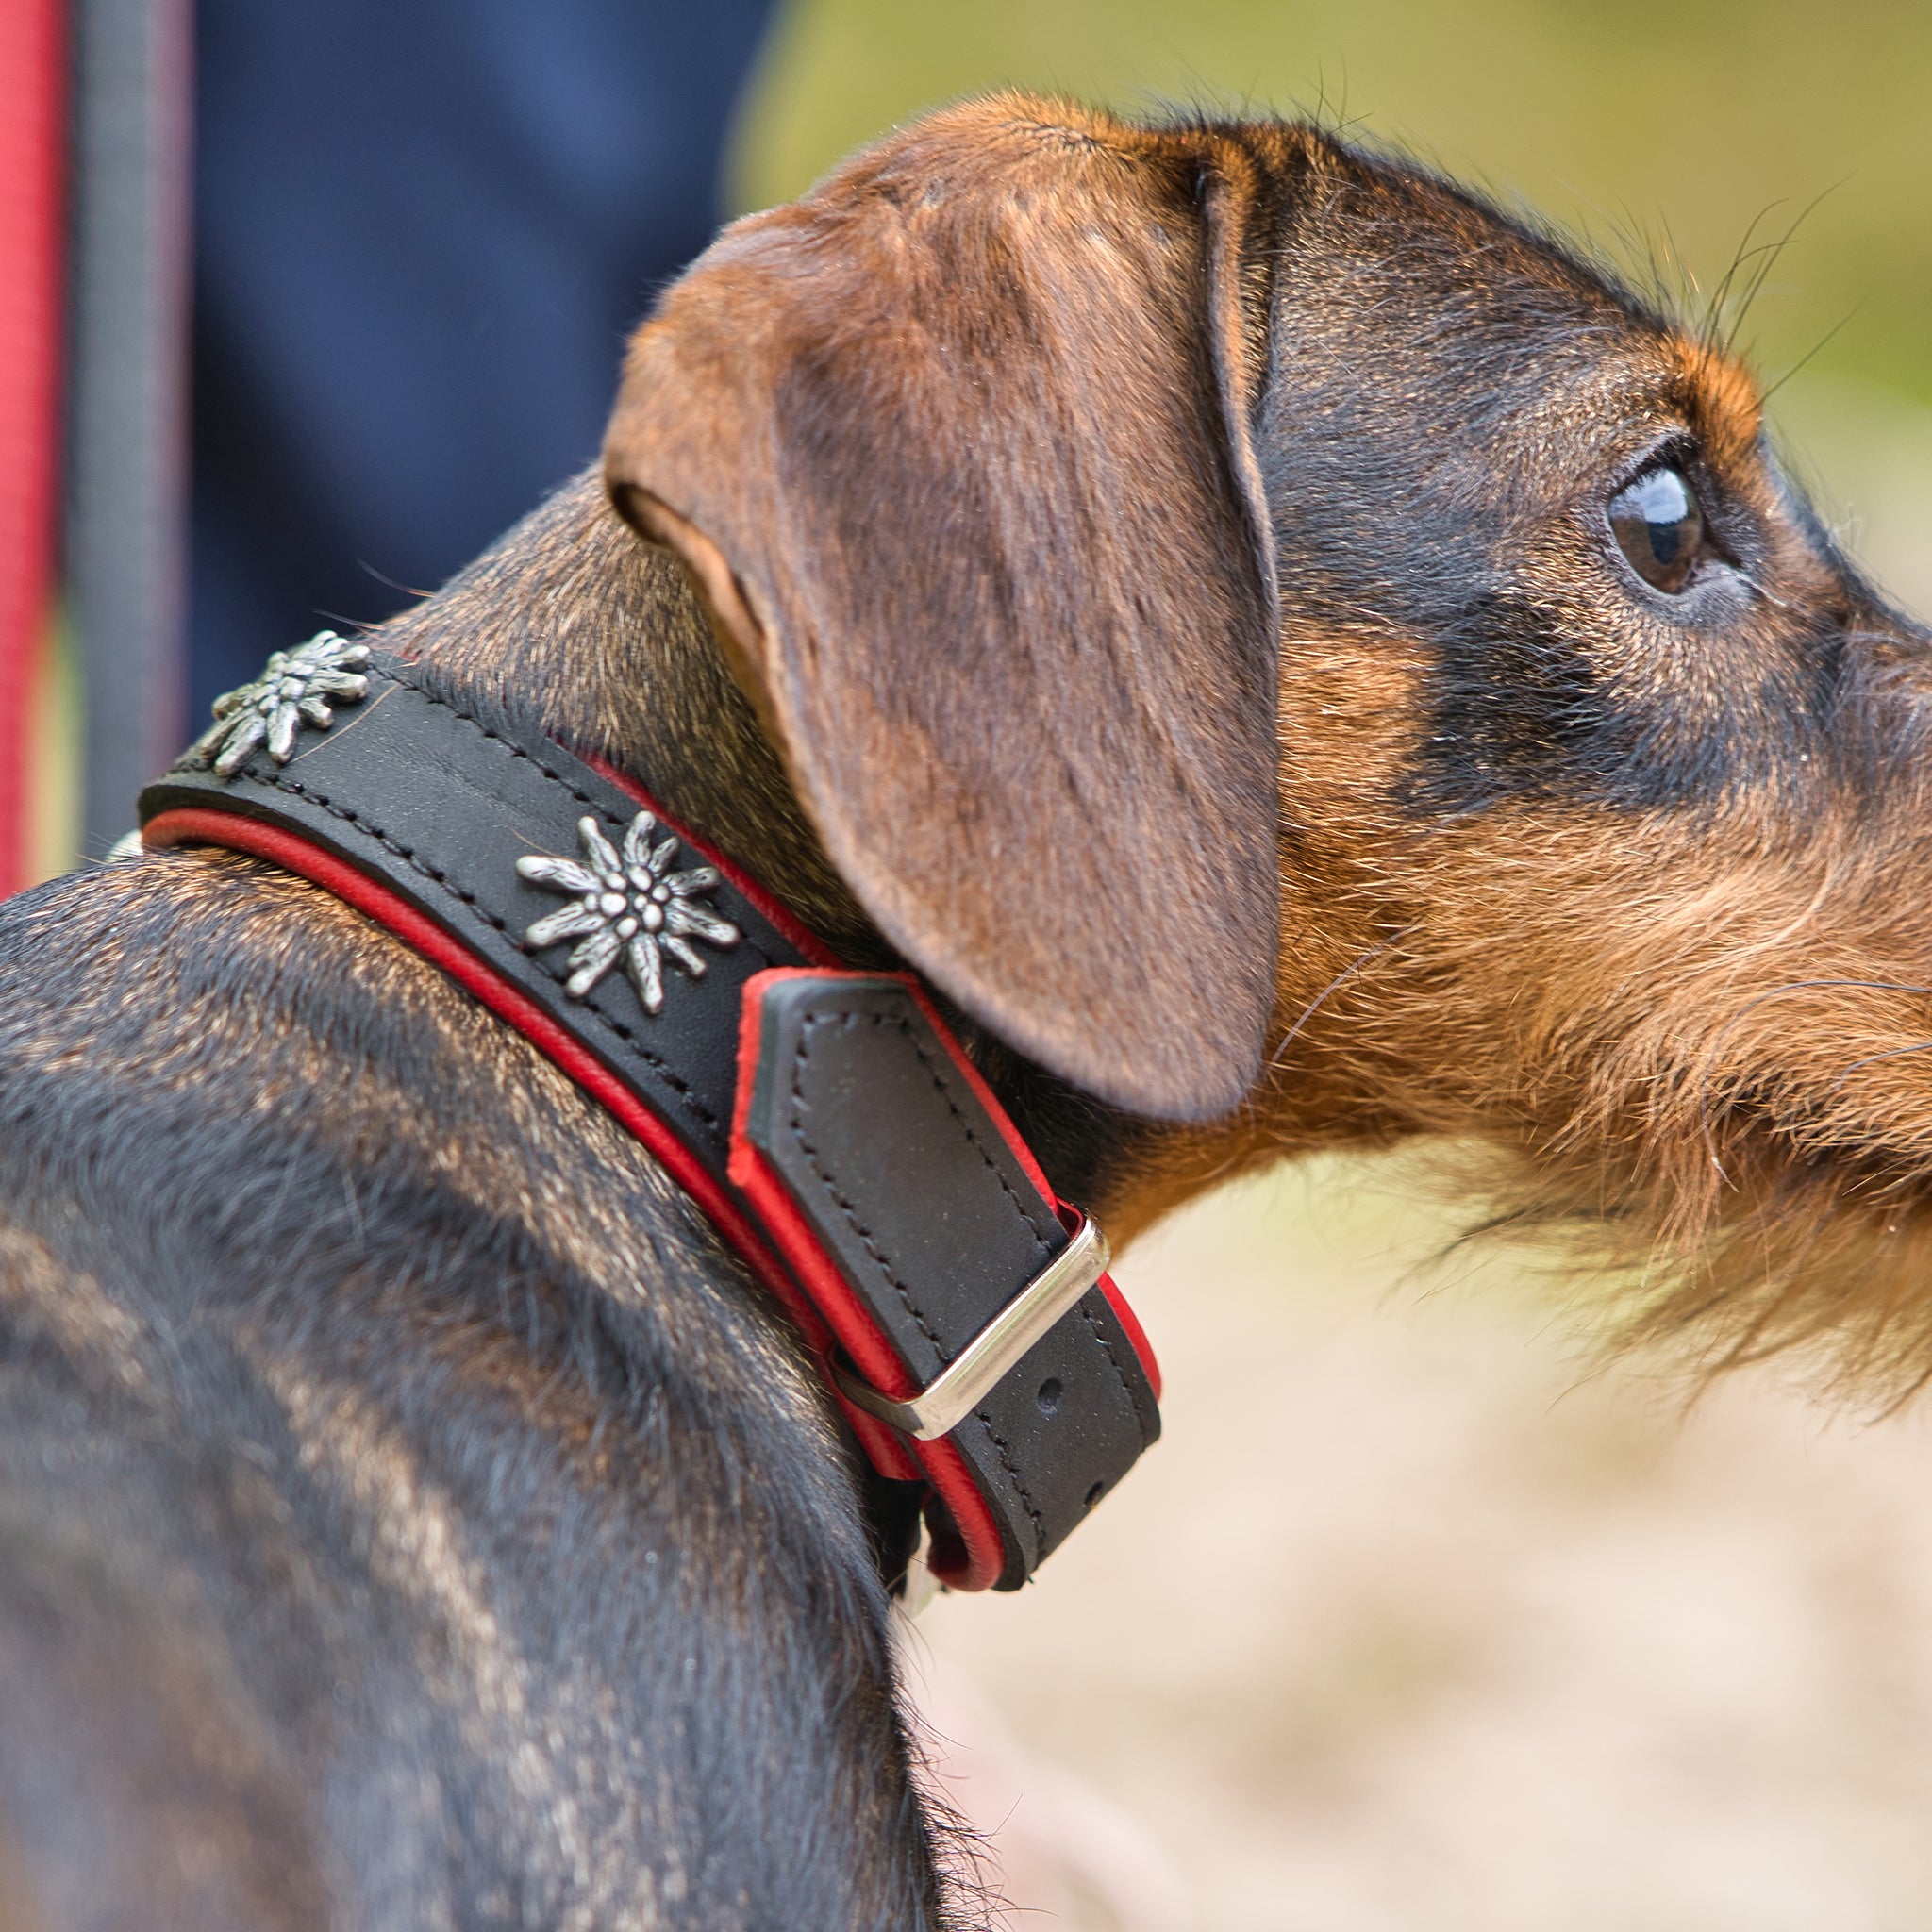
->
<box><xmin>735</xmin><ymin>0</ymin><xmax>1932</xmax><ymax>408</ymax></box>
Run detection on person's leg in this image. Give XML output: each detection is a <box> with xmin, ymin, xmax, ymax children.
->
<box><xmin>191</xmin><ymin>0</ymin><xmax>776</xmax><ymax>716</ymax></box>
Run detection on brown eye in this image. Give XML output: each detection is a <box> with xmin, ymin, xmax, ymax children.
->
<box><xmin>1608</xmin><ymin>464</ymin><xmax>1706</xmax><ymax>594</ymax></box>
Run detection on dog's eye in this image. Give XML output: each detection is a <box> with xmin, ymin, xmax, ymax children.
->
<box><xmin>1608</xmin><ymin>465</ymin><xmax>1707</xmax><ymax>595</ymax></box>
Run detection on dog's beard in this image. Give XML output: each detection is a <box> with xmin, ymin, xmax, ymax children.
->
<box><xmin>1294</xmin><ymin>808</ymin><xmax>1932</xmax><ymax>1409</ymax></box>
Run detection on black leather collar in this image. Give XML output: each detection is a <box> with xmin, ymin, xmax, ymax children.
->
<box><xmin>139</xmin><ymin>641</ymin><xmax>1160</xmax><ymax>1592</ymax></box>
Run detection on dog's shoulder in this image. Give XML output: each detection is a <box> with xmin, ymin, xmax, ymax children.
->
<box><xmin>0</xmin><ymin>856</ymin><xmax>946</xmax><ymax>1928</ymax></box>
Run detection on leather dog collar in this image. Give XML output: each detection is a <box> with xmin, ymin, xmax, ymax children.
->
<box><xmin>137</xmin><ymin>639</ymin><xmax>1160</xmax><ymax>1592</ymax></box>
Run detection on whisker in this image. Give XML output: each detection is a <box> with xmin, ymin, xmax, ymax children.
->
<box><xmin>1694</xmin><ymin>979</ymin><xmax>1932</xmax><ymax>1180</ymax></box>
<box><xmin>1759</xmin><ymin>304</ymin><xmax>1863</xmax><ymax>405</ymax></box>
<box><xmin>1829</xmin><ymin>1038</ymin><xmax>1932</xmax><ymax>1092</ymax></box>
<box><xmin>1267</xmin><ymin>927</ymin><xmax>1413</xmax><ymax>1071</ymax></box>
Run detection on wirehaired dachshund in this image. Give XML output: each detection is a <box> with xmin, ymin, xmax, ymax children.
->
<box><xmin>0</xmin><ymin>91</ymin><xmax>1924</xmax><ymax>1928</ymax></box>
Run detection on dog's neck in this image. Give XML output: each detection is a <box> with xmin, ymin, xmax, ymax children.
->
<box><xmin>385</xmin><ymin>473</ymin><xmax>876</xmax><ymax>956</ymax></box>
<box><xmin>377</xmin><ymin>471</ymin><xmax>1175</xmax><ymax>1224</ymax></box>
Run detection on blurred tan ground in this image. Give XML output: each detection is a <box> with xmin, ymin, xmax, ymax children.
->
<box><xmin>908</xmin><ymin>1161</ymin><xmax>1932</xmax><ymax>1931</ymax></box>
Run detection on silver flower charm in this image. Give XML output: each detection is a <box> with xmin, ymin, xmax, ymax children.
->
<box><xmin>190</xmin><ymin>630</ymin><xmax>372</xmax><ymax>777</ymax></box>
<box><xmin>517</xmin><ymin>811</ymin><xmax>741</xmax><ymax>1011</ymax></box>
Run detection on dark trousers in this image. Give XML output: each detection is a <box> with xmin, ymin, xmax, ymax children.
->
<box><xmin>191</xmin><ymin>0</ymin><xmax>775</xmax><ymax>716</ymax></box>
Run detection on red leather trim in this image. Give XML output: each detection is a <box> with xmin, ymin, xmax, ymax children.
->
<box><xmin>0</xmin><ymin>0</ymin><xmax>62</xmax><ymax>892</ymax></box>
<box><xmin>727</xmin><ymin>975</ymin><xmax>1000</xmax><ymax>1586</ymax></box>
<box><xmin>579</xmin><ymin>750</ymin><xmax>842</xmax><ymax>969</ymax></box>
<box><xmin>1098</xmin><ymin>1274</ymin><xmax>1162</xmax><ymax>1405</ymax></box>
<box><xmin>906</xmin><ymin>1442</ymin><xmax>1008</xmax><ymax>1591</ymax></box>
<box><xmin>729</xmin><ymin>972</ymin><xmax>1014</xmax><ymax>1589</ymax></box>
<box><xmin>692</xmin><ymin>1118</ymin><xmax>922</xmax><ymax>1485</ymax></box>
<box><xmin>736</xmin><ymin>968</ymin><xmax>1162</xmax><ymax>1402</ymax></box>
<box><xmin>142</xmin><ymin>808</ymin><xmax>843</xmax><ymax>1346</ymax></box>
<box><xmin>727</xmin><ymin>980</ymin><xmax>919</xmax><ymax>1400</ymax></box>
<box><xmin>741</xmin><ymin>1165</ymin><xmax>1001</xmax><ymax>1580</ymax></box>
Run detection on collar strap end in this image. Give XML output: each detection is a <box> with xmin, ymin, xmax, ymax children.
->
<box><xmin>729</xmin><ymin>969</ymin><xmax>1159</xmax><ymax>1591</ymax></box>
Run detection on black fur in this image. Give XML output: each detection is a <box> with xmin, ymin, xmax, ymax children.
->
<box><xmin>0</xmin><ymin>853</ymin><xmax>951</xmax><ymax>1927</ymax></box>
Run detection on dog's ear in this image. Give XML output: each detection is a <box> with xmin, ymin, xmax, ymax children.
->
<box><xmin>604</xmin><ymin>99</ymin><xmax>1280</xmax><ymax>1122</ymax></box>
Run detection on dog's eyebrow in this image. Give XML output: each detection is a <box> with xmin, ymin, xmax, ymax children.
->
<box><xmin>1550</xmin><ymin>349</ymin><xmax>1747</xmax><ymax>487</ymax></box>
<box><xmin>1663</xmin><ymin>337</ymin><xmax>1766</xmax><ymax>459</ymax></box>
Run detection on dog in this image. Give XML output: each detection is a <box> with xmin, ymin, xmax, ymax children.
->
<box><xmin>1</xmin><ymin>90</ymin><xmax>1924</xmax><ymax>1927</ymax></box>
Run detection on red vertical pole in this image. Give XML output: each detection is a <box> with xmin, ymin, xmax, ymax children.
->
<box><xmin>0</xmin><ymin>0</ymin><xmax>65</xmax><ymax>895</ymax></box>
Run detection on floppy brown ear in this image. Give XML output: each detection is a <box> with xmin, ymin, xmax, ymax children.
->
<box><xmin>604</xmin><ymin>96</ymin><xmax>1281</xmax><ymax>1122</ymax></box>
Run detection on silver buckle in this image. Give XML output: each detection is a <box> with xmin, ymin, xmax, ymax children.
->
<box><xmin>832</xmin><ymin>1213</ymin><xmax>1111</xmax><ymax>1441</ymax></box>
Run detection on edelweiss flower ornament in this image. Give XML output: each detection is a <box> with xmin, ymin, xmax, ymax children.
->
<box><xmin>190</xmin><ymin>630</ymin><xmax>372</xmax><ymax>777</ymax></box>
<box><xmin>517</xmin><ymin>811</ymin><xmax>741</xmax><ymax>1012</ymax></box>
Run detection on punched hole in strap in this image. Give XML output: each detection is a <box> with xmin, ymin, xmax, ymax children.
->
<box><xmin>831</xmin><ymin>1212</ymin><xmax>1111</xmax><ymax>1441</ymax></box>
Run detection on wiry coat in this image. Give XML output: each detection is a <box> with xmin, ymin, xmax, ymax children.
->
<box><xmin>0</xmin><ymin>92</ymin><xmax>1924</xmax><ymax>1926</ymax></box>
<box><xmin>0</xmin><ymin>754</ymin><xmax>937</xmax><ymax>1925</ymax></box>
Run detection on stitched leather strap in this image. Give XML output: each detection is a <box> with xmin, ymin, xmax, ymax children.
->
<box><xmin>733</xmin><ymin>972</ymin><xmax>1159</xmax><ymax>1586</ymax></box>
<box><xmin>137</xmin><ymin>648</ymin><xmax>1159</xmax><ymax>1591</ymax></box>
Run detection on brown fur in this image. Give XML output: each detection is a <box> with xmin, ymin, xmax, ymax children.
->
<box><xmin>595</xmin><ymin>93</ymin><xmax>1932</xmax><ymax>1403</ymax></box>
<box><xmin>604</xmin><ymin>98</ymin><xmax>1284</xmax><ymax>1124</ymax></box>
<box><xmin>2</xmin><ymin>88</ymin><xmax>1917</xmax><ymax>1928</ymax></box>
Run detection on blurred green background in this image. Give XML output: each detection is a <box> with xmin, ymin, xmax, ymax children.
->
<box><xmin>739</xmin><ymin>0</ymin><xmax>1932</xmax><ymax>401</ymax></box>
<box><xmin>733</xmin><ymin>0</ymin><xmax>1932</xmax><ymax>614</ymax></box>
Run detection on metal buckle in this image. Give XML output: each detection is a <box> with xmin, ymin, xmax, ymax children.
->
<box><xmin>832</xmin><ymin>1213</ymin><xmax>1111</xmax><ymax>1441</ymax></box>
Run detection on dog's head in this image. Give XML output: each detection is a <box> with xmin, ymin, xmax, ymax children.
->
<box><xmin>605</xmin><ymin>95</ymin><xmax>1932</xmax><ymax>1387</ymax></box>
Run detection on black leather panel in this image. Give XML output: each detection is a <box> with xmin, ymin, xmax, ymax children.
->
<box><xmin>741</xmin><ymin>975</ymin><xmax>1158</xmax><ymax>1588</ymax></box>
<box><xmin>142</xmin><ymin>654</ymin><xmax>806</xmax><ymax>1192</ymax></box>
